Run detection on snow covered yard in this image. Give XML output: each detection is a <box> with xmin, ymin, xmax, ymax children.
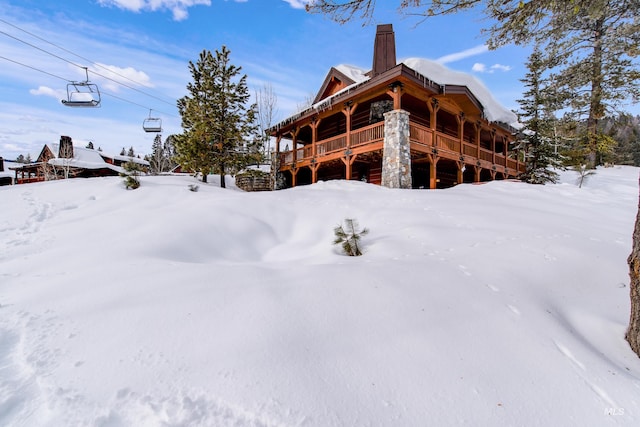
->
<box><xmin>1</xmin><ymin>167</ymin><xmax>640</xmax><ymax>426</ymax></box>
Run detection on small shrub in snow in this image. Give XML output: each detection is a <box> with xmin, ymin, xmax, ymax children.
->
<box><xmin>120</xmin><ymin>161</ymin><xmax>142</xmax><ymax>190</ymax></box>
<box><xmin>574</xmin><ymin>164</ymin><xmax>596</xmax><ymax>188</ymax></box>
<box><xmin>188</xmin><ymin>184</ymin><xmax>199</xmax><ymax>192</ymax></box>
<box><xmin>333</xmin><ymin>218</ymin><xmax>368</xmax><ymax>256</ymax></box>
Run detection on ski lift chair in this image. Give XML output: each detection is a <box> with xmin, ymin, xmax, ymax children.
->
<box><xmin>142</xmin><ymin>114</ymin><xmax>162</xmax><ymax>133</ymax></box>
<box><xmin>61</xmin><ymin>68</ymin><xmax>101</xmax><ymax>108</ymax></box>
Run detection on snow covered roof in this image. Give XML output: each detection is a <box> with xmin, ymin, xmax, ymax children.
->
<box><xmin>402</xmin><ymin>58</ymin><xmax>517</xmax><ymax>125</ymax></box>
<box><xmin>281</xmin><ymin>59</ymin><xmax>518</xmax><ymax>130</ymax></box>
<box><xmin>333</xmin><ymin>64</ymin><xmax>369</xmax><ymax>84</ymax></box>
<box><xmin>0</xmin><ymin>158</ymin><xmax>15</xmax><ymax>178</ymax></box>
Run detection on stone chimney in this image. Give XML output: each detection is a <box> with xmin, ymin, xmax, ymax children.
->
<box><xmin>59</xmin><ymin>135</ymin><xmax>74</xmax><ymax>158</ymax></box>
<box><xmin>372</xmin><ymin>24</ymin><xmax>397</xmax><ymax>77</ymax></box>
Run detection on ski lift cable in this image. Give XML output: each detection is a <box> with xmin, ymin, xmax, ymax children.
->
<box><xmin>0</xmin><ymin>23</ymin><xmax>176</xmax><ymax>107</ymax></box>
<box><xmin>0</xmin><ymin>18</ymin><xmax>176</xmax><ymax>107</ymax></box>
<box><xmin>0</xmin><ymin>54</ymin><xmax>68</xmax><ymax>81</ymax></box>
<box><xmin>0</xmin><ymin>55</ymin><xmax>177</xmax><ymax>117</ymax></box>
<box><xmin>101</xmin><ymin>92</ymin><xmax>177</xmax><ymax>117</ymax></box>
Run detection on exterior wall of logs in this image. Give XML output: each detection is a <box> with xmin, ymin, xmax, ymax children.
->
<box><xmin>272</xmin><ymin>64</ymin><xmax>524</xmax><ymax>190</ymax></box>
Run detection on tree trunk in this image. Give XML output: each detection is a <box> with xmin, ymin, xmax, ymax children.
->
<box><xmin>201</xmin><ymin>171</ymin><xmax>208</xmax><ymax>183</ymax></box>
<box><xmin>220</xmin><ymin>163</ymin><xmax>226</xmax><ymax>188</ymax></box>
<box><xmin>627</xmin><ymin>177</ymin><xmax>640</xmax><ymax>357</ymax></box>
<box><xmin>586</xmin><ymin>17</ymin><xmax>605</xmax><ymax>168</ymax></box>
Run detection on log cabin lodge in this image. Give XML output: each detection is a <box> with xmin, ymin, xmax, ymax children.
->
<box><xmin>270</xmin><ymin>24</ymin><xmax>524</xmax><ymax>190</ymax></box>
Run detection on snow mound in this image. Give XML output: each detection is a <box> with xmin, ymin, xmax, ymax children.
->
<box><xmin>1</xmin><ymin>167</ymin><xmax>639</xmax><ymax>426</ymax></box>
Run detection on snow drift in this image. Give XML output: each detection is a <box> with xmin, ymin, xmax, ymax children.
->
<box><xmin>1</xmin><ymin>167</ymin><xmax>639</xmax><ymax>426</ymax></box>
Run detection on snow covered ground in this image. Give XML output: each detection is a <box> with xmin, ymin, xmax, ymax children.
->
<box><xmin>1</xmin><ymin>167</ymin><xmax>640</xmax><ymax>426</ymax></box>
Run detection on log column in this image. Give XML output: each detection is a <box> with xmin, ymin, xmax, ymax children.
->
<box><xmin>290</xmin><ymin>128</ymin><xmax>298</xmax><ymax>187</ymax></box>
<box><xmin>457</xmin><ymin>112</ymin><xmax>465</xmax><ymax>155</ymax></box>
<box><xmin>311</xmin><ymin>117</ymin><xmax>320</xmax><ymax>183</ymax></box>
<box><xmin>342</xmin><ymin>103</ymin><xmax>356</xmax><ymax>180</ymax></box>
<box><xmin>427</xmin><ymin>98</ymin><xmax>440</xmax><ymax>133</ymax></box>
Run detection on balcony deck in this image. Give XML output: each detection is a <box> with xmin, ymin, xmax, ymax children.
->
<box><xmin>279</xmin><ymin>120</ymin><xmax>524</xmax><ymax>176</ymax></box>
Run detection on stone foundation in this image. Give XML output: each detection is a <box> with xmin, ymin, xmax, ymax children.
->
<box><xmin>235</xmin><ymin>172</ymin><xmax>272</xmax><ymax>192</ymax></box>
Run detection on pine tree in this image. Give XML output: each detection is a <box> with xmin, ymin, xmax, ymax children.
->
<box><xmin>486</xmin><ymin>0</ymin><xmax>640</xmax><ymax>167</ymax></box>
<box><xmin>127</xmin><ymin>146</ymin><xmax>135</xmax><ymax>157</ymax></box>
<box><xmin>333</xmin><ymin>218</ymin><xmax>369</xmax><ymax>256</ymax></box>
<box><xmin>120</xmin><ymin>147</ymin><xmax>126</xmax><ymax>156</ymax></box>
<box><xmin>175</xmin><ymin>47</ymin><xmax>262</xmax><ymax>187</ymax></box>
<box><xmin>516</xmin><ymin>46</ymin><xmax>560</xmax><ymax>184</ymax></box>
<box><xmin>120</xmin><ymin>161</ymin><xmax>142</xmax><ymax>189</ymax></box>
<box><xmin>149</xmin><ymin>134</ymin><xmax>165</xmax><ymax>174</ymax></box>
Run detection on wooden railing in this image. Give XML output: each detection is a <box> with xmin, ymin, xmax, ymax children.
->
<box><xmin>436</xmin><ymin>133</ymin><xmax>460</xmax><ymax>153</ymax></box>
<box><xmin>463</xmin><ymin>143</ymin><xmax>476</xmax><ymax>157</ymax></box>
<box><xmin>278</xmin><ymin>120</ymin><xmax>522</xmax><ymax>174</ymax></box>
<box><xmin>352</xmin><ymin>122</ymin><xmax>384</xmax><ymax>147</ymax></box>
<box><xmin>317</xmin><ymin>134</ymin><xmax>347</xmax><ymax>156</ymax></box>
<box><xmin>409</xmin><ymin>123</ymin><xmax>433</xmax><ymax>147</ymax></box>
<box><xmin>480</xmin><ymin>148</ymin><xmax>493</xmax><ymax>162</ymax></box>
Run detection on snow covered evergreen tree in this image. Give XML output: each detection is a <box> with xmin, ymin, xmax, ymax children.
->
<box><xmin>334</xmin><ymin>219</ymin><xmax>369</xmax><ymax>256</ymax></box>
<box><xmin>175</xmin><ymin>47</ymin><xmax>262</xmax><ymax>187</ymax></box>
<box><xmin>516</xmin><ymin>47</ymin><xmax>560</xmax><ymax>184</ymax></box>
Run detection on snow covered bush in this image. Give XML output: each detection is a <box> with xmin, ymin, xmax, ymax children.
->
<box><xmin>333</xmin><ymin>218</ymin><xmax>368</xmax><ymax>256</ymax></box>
<box><xmin>120</xmin><ymin>161</ymin><xmax>143</xmax><ymax>189</ymax></box>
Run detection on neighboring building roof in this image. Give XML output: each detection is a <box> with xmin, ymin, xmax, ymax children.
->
<box><xmin>10</xmin><ymin>143</ymin><xmax>149</xmax><ymax>175</ymax></box>
<box><xmin>1</xmin><ymin>158</ymin><xmax>15</xmax><ymax>179</ymax></box>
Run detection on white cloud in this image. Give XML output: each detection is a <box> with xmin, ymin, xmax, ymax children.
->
<box><xmin>91</xmin><ymin>63</ymin><xmax>154</xmax><ymax>92</ymax></box>
<box><xmin>436</xmin><ymin>45</ymin><xmax>489</xmax><ymax>64</ymax></box>
<box><xmin>97</xmin><ymin>0</ymin><xmax>211</xmax><ymax>21</ymax></box>
<box><xmin>29</xmin><ymin>86</ymin><xmax>66</xmax><ymax>100</ymax></box>
<box><xmin>472</xmin><ymin>62</ymin><xmax>512</xmax><ymax>74</ymax></box>
<box><xmin>490</xmin><ymin>64</ymin><xmax>512</xmax><ymax>72</ymax></box>
<box><xmin>282</xmin><ymin>0</ymin><xmax>313</xmax><ymax>9</ymax></box>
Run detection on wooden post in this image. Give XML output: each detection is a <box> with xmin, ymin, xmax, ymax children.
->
<box><xmin>291</xmin><ymin>128</ymin><xmax>298</xmax><ymax>164</ymax></box>
<box><xmin>388</xmin><ymin>83</ymin><xmax>403</xmax><ymax>110</ymax></box>
<box><xmin>291</xmin><ymin>168</ymin><xmax>298</xmax><ymax>187</ymax></box>
<box><xmin>310</xmin><ymin>163</ymin><xmax>319</xmax><ymax>184</ymax></box>
<box><xmin>428</xmin><ymin>154</ymin><xmax>439</xmax><ymax>189</ymax></box>
<box><xmin>341</xmin><ymin>153</ymin><xmax>358</xmax><ymax>180</ymax></box>
<box><xmin>491</xmin><ymin>128</ymin><xmax>496</xmax><ymax>165</ymax></box>
<box><xmin>342</xmin><ymin>103</ymin><xmax>356</xmax><ymax>149</ymax></box>
<box><xmin>474</xmin><ymin>165</ymin><xmax>481</xmax><ymax>183</ymax></box>
<box><xmin>475</xmin><ymin>122</ymin><xmax>481</xmax><ymax>160</ymax></box>
<box><xmin>457</xmin><ymin>161</ymin><xmax>464</xmax><ymax>184</ymax></box>
<box><xmin>311</xmin><ymin>117</ymin><xmax>320</xmax><ymax>157</ymax></box>
<box><xmin>427</xmin><ymin>98</ymin><xmax>439</xmax><ymax>131</ymax></box>
<box><xmin>457</xmin><ymin>112</ymin><xmax>465</xmax><ymax>155</ymax></box>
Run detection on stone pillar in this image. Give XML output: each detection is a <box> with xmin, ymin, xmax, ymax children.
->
<box><xmin>381</xmin><ymin>109</ymin><xmax>411</xmax><ymax>189</ymax></box>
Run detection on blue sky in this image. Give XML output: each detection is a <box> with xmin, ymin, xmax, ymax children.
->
<box><xmin>0</xmin><ymin>0</ymin><xmax>547</xmax><ymax>160</ymax></box>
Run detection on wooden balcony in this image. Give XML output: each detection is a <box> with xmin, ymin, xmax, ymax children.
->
<box><xmin>279</xmin><ymin>120</ymin><xmax>524</xmax><ymax>175</ymax></box>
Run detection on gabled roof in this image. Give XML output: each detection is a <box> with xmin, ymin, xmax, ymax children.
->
<box><xmin>282</xmin><ymin>59</ymin><xmax>517</xmax><ymax>131</ymax></box>
<box><xmin>313</xmin><ymin>65</ymin><xmax>368</xmax><ymax>104</ymax></box>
